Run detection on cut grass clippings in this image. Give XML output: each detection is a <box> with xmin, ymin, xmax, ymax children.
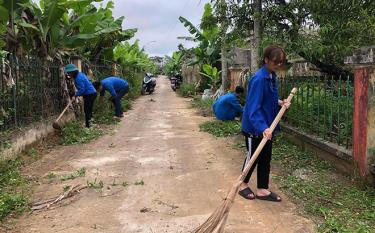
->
<box><xmin>199</xmin><ymin>120</ymin><xmax>241</xmax><ymax>137</ymax></box>
<box><xmin>272</xmin><ymin>135</ymin><xmax>375</xmax><ymax>233</ymax></box>
<box><xmin>60</xmin><ymin>121</ymin><xmax>104</xmax><ymax>145</ymax></box>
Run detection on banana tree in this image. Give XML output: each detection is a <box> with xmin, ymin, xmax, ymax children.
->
<box><xmin>199</xmin><ymin>63</ymin><xmax>221</xmax><ymax>91</ymax></box>
<box><xmin>2</xmin><ymin>0</ymin><xmax>29</xmax><ymax>56</ymax></box>
<box><xmin>0</xmin><ymin>0</ymin><xmax>8</xmax><ymax>56</ymax></box>
<box><xmin>178</xmin><ymin>3</ymin><xmax>221</xmax><ymax>67</ymax></box>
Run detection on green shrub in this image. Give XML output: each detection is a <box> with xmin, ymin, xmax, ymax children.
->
<box><xmin>178</xmin><ymin>83</ymin><xmax>197</xmax><ymax>97</ymax></box>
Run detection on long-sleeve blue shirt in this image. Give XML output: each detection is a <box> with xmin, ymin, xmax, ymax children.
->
<box><xmin>100</xmin><ymin>77</ymin><xmax>129</xmax><ymax>97</ymax></box>
<box><xmin>241</xmin><ymin>65</ymin><xmax>280</xmax><ymax>136</ymax></box>
<box><xmin>213</xmin><ymin>92</ymin><xmax>243</xmax><ymax>121</ymax></box>
<box><xmin>74</xmin><ymin>72</ymin><xmax>96</xmax><ymax>96</ymax></box>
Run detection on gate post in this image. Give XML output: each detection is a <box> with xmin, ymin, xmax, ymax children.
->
<box><xmin>345</xmin><ymin>46</ymin><xmax>375</xmax><ymax>178</ymax></box>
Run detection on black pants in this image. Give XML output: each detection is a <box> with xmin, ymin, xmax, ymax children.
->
<box><xmin>241</xmin><ymin>134</ymin><xmax>273</xmax><ymax>189</ymax></box>
<box><xmin>83</xmin><ymin>93</ymin><xmax>97</xmax><ymax>127</ymax></box>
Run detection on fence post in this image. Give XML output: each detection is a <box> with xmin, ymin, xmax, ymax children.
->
<box><xmin>344</xmin><ymin>46</ymin><xmax>375</xmax><ymax>177</ymax></box>
<box><xmin>70</xmin><ymin>55</ymin><xmax>82</xmax><ymax>71</ymax></box>
<box><xmin>112</xmin><ymin>63</ymin><xmax>118</xmax><ymax>76</ymax></box>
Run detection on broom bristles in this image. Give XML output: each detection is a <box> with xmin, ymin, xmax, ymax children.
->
<box><xmin>193</xmin><ymin>180</ymin><xmax>242</xmax><ymax>233</ymax></box>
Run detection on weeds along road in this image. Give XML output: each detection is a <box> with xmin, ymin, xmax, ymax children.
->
<box><xmin>14</xmin><ymin>76</ymin><xmax>314</xmax><ymax>233</ymax></box>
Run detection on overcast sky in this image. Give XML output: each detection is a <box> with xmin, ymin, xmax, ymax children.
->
<box><xmin>94</xmin><ymin>0</ymin><xmax>210</xmax><ymax>57</ymax></box>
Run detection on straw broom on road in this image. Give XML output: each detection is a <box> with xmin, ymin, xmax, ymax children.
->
<box><xmin>193</xmin><ymin>87</ymin><xmax>298</xmax><ymax>233</ymax></box>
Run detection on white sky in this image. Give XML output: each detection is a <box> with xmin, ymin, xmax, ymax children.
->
<box><xmin>94</xmin><ymin>0</ymin><xmax>210</xmax><ymax>57</ymax></box>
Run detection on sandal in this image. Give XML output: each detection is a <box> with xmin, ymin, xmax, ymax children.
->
<box><xmin>256</xmin><ymin>192</ymin><xmax>281</xmax><ymax>202</ymax></box>
<box><xmin>238</xmin><ymin>187</ymin><xmax>255</xmax><ymax>200</ymax></box>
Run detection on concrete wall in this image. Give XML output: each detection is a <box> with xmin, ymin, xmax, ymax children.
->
<box><xmin>181</xmin><ymin>64</ymin><xmax>201</xmax><ymax>85</ymax></box>
<box><xmin>0</xmin><ymin>110</ymin><xmax>75</xmax><ymax>161</ymax></box>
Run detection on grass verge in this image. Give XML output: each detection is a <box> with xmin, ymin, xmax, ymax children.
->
<box><xmin>191</xmin><ymin>96</ymin><xmax>214</xmax><ymax>117</ymax></box>
<box><xmin>0</xmin><ymin>159</ymin><xmax>29</xmax><ymax>221</ymax></box>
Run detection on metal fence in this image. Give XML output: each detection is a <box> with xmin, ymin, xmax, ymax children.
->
<box><xmin>0</xmin><ymin>57</ymin><xmax>64</xmax><ymax>132</ymax></box>
<box><xmin>279</xmin><ymin>75</ymin><xmax>354</xmax><ymax>149</ymax></box>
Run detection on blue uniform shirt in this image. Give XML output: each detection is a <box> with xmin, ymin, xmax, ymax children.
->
<box><xmin>241</xmin><ymin>65</ymin><xmax>280</xmax><ymax>136</ymax></box>
<box><xmin>100</xmin><ymin>77</ymin><xmax>129</xmax><ymax>97</ymax></box>
<box><xmin>74</xmin><ymin>72</ymin><xmax>96</xmax><ymax>96</ymax></box>
<box><xmin>213</xmin><ymin>92</ymin><xmax>243</xmax><ymax>121</ymax></box>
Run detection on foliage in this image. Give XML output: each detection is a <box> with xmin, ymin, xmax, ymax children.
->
<box><xmin>178</xmin><ymin>3</ymin><xmax>221</xmax><ymax>68</ymax></box>
<box><xmin>226</xmin><ymin>0</ymin><xmax>375</xmax><ymax>76</ymax></box>
<box><xmin>272</xmin><ymin>135</ymin><xmax>375</xmax><ymax>233</ymax></box>
<box><xmin>191</xmin><ymin>96</ymin><xmax>215</xmax><ymax>117</ymax></box>
<box><xmin>1</xmin><ymin>0</ymin><xmax>136</xmax><ymax>61</ymax></box>
<box><xmin>60</xmin><ymin>121</ymin><xmax>104</xmax><ymax>145</ymax></box>
<box><xmin>0</xmin><ymin>159</ymin><xmax>29</xmax><ymax>221</ymax></box>
<box><xmin>114</xmin><ymin>40</ymin><xmax>156</xmax><ymax>73</ymax></box>
<box><xmin>199</xmin><ymin>64</ymin><xmax>221</xmax><ymax>90</ymax></box>
<box><xmin>163</xmin><ymin>51</ymin><xmax>183</xmax><ymax>76</ymax></box>
<box><xmin>199</xmin><ymin>120</ymin><xmax>241</xmax><ymax>137</ymax></box>
<box><xmin>178</xmin><ymin>83</ymin><xmax>197</xmax><ymax>97</ymax></box>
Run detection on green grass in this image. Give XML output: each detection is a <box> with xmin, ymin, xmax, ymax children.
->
<box><xmin>272</xmin><ymin>135</ymin><xmax>375</xmax><ymax>233</ymax></box>
<box><xmin>199</xmin><ymin>120</ymin><xmax>241</xmax><ymax>137</ymax></box>
<box><xmin>178</xmin><ymin>83</ymin><xmax>197</xmax><ymax>97</ymax></box>
<box><xmin>60</xmin><ymin>168</ymin><xmax>86</xmax><ymax>181</ymax></box>
<box><xmin>191</xmin><ymin>96</ymin><xmax>214</xmax><ymax>117</ymax></box>
<box><xmin>0</xmin><ymin>159</ymin><xmax>29</xmax><ymax>221</ymax></box>
<box><xmin>60</xmin><ymin>121</ymin><xmax>104</xmax><ymax>145</ymax></box>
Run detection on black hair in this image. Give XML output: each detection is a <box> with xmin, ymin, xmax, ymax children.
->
<box><xmin>67</xmin><ymin>70</ymin><xmax>79</xmax><ymax>78</ymax></box>
<box><xmin>235</xmin><ymin>86</ymin><xmax>244</xmax><ymax>94</ymax></box>
<box><xmin>93</xmin><ymin>81</ymin><xmax>101</xmax><ymax>91</ymax></box>
<box><xmin>262</xmin><ymin>45</ymin><xmax>286</xmax><ymax>65</ymax></box>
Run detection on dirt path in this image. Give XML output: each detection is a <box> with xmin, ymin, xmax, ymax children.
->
<box><xmin>14</xmin><ymin>76</ymin><xmax>315</xmax><ymax>233</ymax></box>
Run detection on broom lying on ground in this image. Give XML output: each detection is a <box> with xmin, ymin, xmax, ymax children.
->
<box><xmin>193</xmin><ymin>87</ymin><xmax>298</xmax><ymax>233</ymax></box>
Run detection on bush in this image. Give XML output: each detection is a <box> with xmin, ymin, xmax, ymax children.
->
<box><xmin>178</xmin><ymin>83</ymin><xmax>197</xmax><ymax>97</ymax></box>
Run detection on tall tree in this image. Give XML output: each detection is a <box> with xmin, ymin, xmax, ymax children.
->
<box><xmin>251</xmin><ymin>0</ymin><xmax>262</xmax><ymax>72</ymax></box>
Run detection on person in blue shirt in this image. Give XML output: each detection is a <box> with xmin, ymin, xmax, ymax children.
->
<box><xmin>64</xmin><ymin>64</ymin><xmax>97</xmax><ymax>128</ymax></box>
<box><xmin>212</xmin><ymin>86</ymin><xmax>244</xmax><ymax>121</ymax></box>
<box><xmin>238</xmin><ymin>45</ymin><xmax>290</xmax><ymax>202</ymax></box>
<box><xmin>93</xmin><ymin>77</ymin><xmax>129</xmax><ymax>118</ymax></box>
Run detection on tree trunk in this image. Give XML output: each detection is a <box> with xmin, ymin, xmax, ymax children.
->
<box><xmin>218</xmin><ymin>0</ymin><xmax>229</xmax><ymax>94</ymax></box>
<box><xmin>250</xmin><ymin>0</ymin><xmax>262</xmax><ymax>73</ymax></box>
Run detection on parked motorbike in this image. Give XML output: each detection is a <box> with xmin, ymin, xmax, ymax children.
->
<box><xmin>141</xmin><ymin>73</ymin><xmax>157</xmax><ymax>95</ymax></box>
<box><xmin>170</xmin><ymin>74</ymin><xmax>182</xmax><ymax>91</ymax></box>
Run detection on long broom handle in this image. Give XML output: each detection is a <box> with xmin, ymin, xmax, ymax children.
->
<box><xmin>55</xmin><ymin>99</ymin><xmax>72</xmax><ymax>123</ymax></box>
<box><xmin>239</xmin><ymin>87</ymin><xmax>298</xmax><ymax>182</ymax></box>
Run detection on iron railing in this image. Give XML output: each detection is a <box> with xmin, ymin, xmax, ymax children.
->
<box><xmin>279</xmin><ymin>75</ymin><xmax>354</xmax><ymax>149</ymax></box>
<box><xmin>0</xmin><ymin>57</ymin><xmax>64</xmax><ymax>132</ymax></box>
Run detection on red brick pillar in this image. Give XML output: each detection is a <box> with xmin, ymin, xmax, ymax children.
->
<box><xmin>345</xmin><ymin>46</ymin><xmax>375</xmax><ymax>178</ymax></box>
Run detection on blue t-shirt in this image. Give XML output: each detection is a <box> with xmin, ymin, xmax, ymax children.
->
<box><xmin>213</xmin><ymin>93</ymin><xmax>243</xmax><ymax>121</ymax></box>
<box><xmin>100</xmin><ymin>77</ymin><xmax>129</xmax><ymax>97</ymax></box>
<box><xmin>74</xmin><ymin>72</ymin><xmax>96</xmax><ymax>96</ymax></box>
<box><xmin>241</xmin><ymin>65</ymin><xmax>280</xmax><ymax>136</ymax></box>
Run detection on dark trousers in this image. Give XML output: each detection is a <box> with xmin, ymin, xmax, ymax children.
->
<box><xmin>83</xmin><ymin>93</ymin><xmax>97</xmax><ymax>127</ymax></box>
<box><xmin>241</xmin><ymin>134</ymin><xmax>273</xmax><ymax>189</ymax></box>
<box><xmin>112</xmin><ymin>87</ymin><xmax>129</xmax><ymax>117</ymax></box>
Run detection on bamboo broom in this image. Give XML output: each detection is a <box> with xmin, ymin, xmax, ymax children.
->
<box><xmin>193</xmin><ymin>87</ymin><xmax>298</xmax><ymax>233</ymax></box>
